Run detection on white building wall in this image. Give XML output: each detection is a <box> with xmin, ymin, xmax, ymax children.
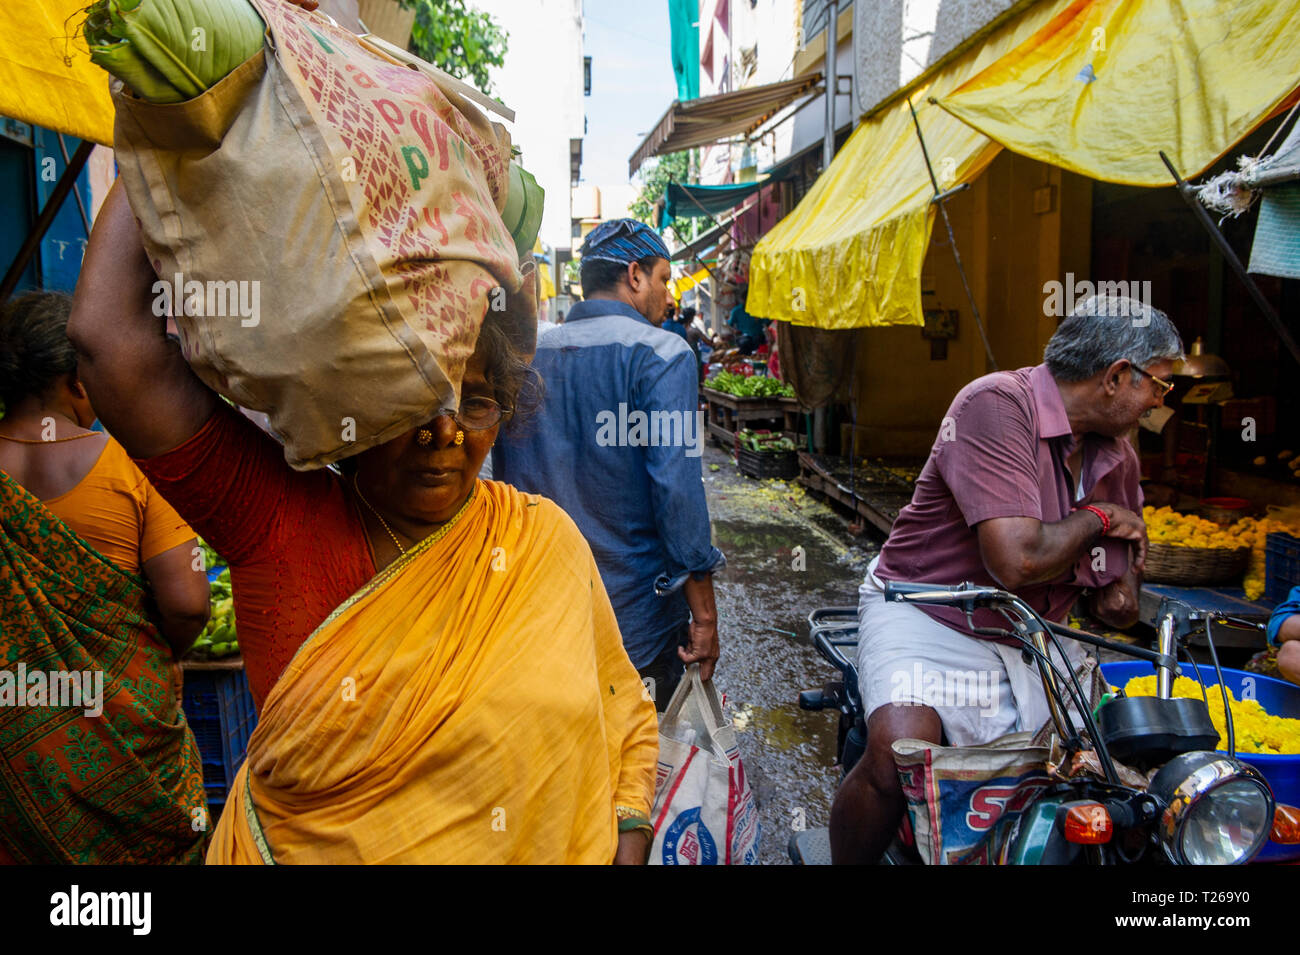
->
<box><xmin>788</xmin><ymin>30</ymin><xmax>854</xmax><ymax>160</ymax></box>
<box><xmin>732</xmin><ymin>0</ymin><xmax>801</xmax><ymax>174</ymax></box>
<box><xmin>475</xmin><ymin>0</ymin><xmax>585</xmax><ymax>253</ymax></box>
<box><xmin>674</xmin><ymin>0</ymin><xmax>1025</xmax><ymax>189</ymax></box>
<box><xmin>853</xmin><ymin>0</ymin><xmax>1022</xmax><ymax>117</ymax></box>
<box><xmin>695</xmin><ymin>0</ymin><xmax>846</xmax><ymax>178</ymax></box>
<box><xmin>697</xmin><ymin>0</ymin><xmax>727</xmax><ymax>184</ymax></box>
<box><xmin>738</xmin><ymin>0</ymin><xmax>796</xmax><ymax>172</ymax></box>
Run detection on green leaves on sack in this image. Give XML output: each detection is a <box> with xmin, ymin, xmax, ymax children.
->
<box><xmin>502</xmin><ymin>163</ymin><xmax>545</xmax><ymax>260</ymax></box>
<box><xmin>84</xmin><ymin>0</ymin><xmax>266</xmax><ymax>104</ymax></box>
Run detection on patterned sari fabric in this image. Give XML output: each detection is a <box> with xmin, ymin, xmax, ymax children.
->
<box><xmin>0</xmin><ymin>470</ymin><xmax>208</xmax><ymax>864</ymax></box>
<box><xmin>207</xmin><ymin>480</ymin><xmax>659</xmax><ymax>864</ymax></box>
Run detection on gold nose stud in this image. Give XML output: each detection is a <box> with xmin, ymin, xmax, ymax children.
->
<box><xmin>454</xmin><ymin>430</ymin><xmax>465</xmax><ymax>446</ymax></box>
<box><xmin>417</xmin><ymin>429</ymin><xmax>433</xmax><ymax>447</ymax></box>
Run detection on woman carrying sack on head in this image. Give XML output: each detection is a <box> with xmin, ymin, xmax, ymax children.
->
<box><xmin>0</xmin><ymin>291</ymin><xmax>211</xmax><ymax>864</ymax></box>
<box><xmin>68</xmin><ymin>184</ymin><xmax>659</xmax><ymax>865</ymax></box>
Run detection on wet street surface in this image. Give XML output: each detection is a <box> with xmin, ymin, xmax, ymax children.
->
<box><xmin>701</xmin><ymin>443</ymin><xmax>879</xmax><ymax>865</ymax></box>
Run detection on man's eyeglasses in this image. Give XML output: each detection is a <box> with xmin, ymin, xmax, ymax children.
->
<box><xmin>1130</xmin><ymin>363</ymin><xmax>1175</xmax><ymax>398</ymax></box>
<box><xmin>437</xmin><ymin>396</ymin><xmax>513</xmax><ymax>431</ymax></box>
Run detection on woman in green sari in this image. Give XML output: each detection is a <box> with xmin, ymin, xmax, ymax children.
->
<box><xmin>0</xmin><ymin>292</ymin><xmax>211</xmax><ymax>863</ymax></box>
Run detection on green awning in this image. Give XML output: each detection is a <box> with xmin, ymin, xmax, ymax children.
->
<box><xmin>659</xmin><ymin>151</ymin><xmax>808</xmax><ymax>228</ymax></box>
<box><xmin>660</xmin><ymin>179</ymin><xmax>767</xmax><ymax>227</ymax></box>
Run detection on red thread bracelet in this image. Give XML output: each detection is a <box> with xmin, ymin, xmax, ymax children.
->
<box><xmin>1076</xmin><ymin>504</ymin><xmax>1110</xmax><ymax>535</ymax></box>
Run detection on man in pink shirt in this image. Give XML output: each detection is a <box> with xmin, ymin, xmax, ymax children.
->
<box><xmin>830</xmin><ymin>295</ymin><xmax>1183</xmax><ymax>864</ymax></box>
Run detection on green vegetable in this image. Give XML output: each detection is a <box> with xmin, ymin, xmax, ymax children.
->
<box><xmin>84</xmin><ymin>0</ymin><xmax>266</xmax><ymax>104</ymax></box>
<box><xmin>200</xmin><ymin>541</ymin><xmax>226</xmax><ymax>575</ymax></box>
<box><xmin>191</xmin><ymin>538</ymin><xmax>239</xmax><ymax>659</ymax></box>
<box><xmin>737</xmin><ymin>429</ymin><xmax>796</xmax><ymax>454</ymax></box>
<box><xmin>705</xmin><ymin>371</ymin><xmax>795</xmax><ymax>400</ymax></box>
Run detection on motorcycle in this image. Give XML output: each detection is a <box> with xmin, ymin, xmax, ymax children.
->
<box><xmin>790</xmin><ymin>582</ymin><xmax>1298</xmax><ymax>865</ymax></box>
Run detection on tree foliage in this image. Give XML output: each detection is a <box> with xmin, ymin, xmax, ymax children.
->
<box><xmin>400</xmin><ymin>0</ymin><xmax>508</xmax><ymax>94</ymax></box>
<box><xmin>629</xmin><ymin>150</ymin><xmax>704</xmax><ymax>244</ymax></box>
<box><xmin>563</xmin><ymin>258</ymin><xmax>582</xmax><ymax>288</ymax></box>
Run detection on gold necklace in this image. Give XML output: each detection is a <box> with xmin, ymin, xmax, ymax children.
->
<box><xmin>0</xmin><ymin>428</ymin><xmax>99</xmax><ymax>444</ymax></box>
<box><xmin>351</xmin><ymin>475</ymin><xmax>407</xmax><ymax>555</ymax></box>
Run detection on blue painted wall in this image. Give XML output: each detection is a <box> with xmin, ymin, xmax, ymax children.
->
<box><xmin>0</xmin><ymin>117</ymin><xmax>95</xmax><ymax>296</ymax></box>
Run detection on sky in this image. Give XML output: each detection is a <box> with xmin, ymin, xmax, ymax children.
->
<box><xmin>580</xmin><ymin>0</ymin><xmax>680</xmax><ymax>190</ymax></box>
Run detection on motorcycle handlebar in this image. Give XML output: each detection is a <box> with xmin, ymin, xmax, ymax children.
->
<box><xmin>882</xmin><ymin>580</ymin><xmax>1008</xmax><ymax>607</ymax></box>
<box><xmin>881</xmin><ymin>585</ymin><xmax>1182</xmax><ymax>671</ymax></box>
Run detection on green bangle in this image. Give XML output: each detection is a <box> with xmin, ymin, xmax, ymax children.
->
<box><xmin>617</xmin><ymin>816</ymin><xmax>652</xmax><ymax>835</ymax></box>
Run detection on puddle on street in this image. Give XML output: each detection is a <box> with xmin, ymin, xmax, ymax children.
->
<box><xmin>732</xmin><ymin>701</ymin><xmax>839</xmax><ymax>764</ymax></box>
<box><xmin>699</xmin><ymin>448</ymin><xmax>881</xmax><ymax>862</ymax></box>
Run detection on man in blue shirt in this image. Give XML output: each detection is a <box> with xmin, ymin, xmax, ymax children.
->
<box><xmin>728</xmin><ymin>284</ymin><xmax>768</xmax><ymax>355</ymax></box>
<box><xmin>661</xmin><ymin>301</ymin><xmax>690</xmax><ymax>343</ymax></box>
<box><xmin>1268</xmin><ymin>585</ymin><xmax>1300</xmax><ymax>685</ymax></box>
<box><xmin>497</xmin><ymin>219</ymin><xmax>725</xmax><ymax>709</ymax></box>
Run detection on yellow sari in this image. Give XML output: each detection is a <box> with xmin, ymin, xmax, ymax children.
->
<box><xmin>206</xmin><ymin>480</ymin><xmax>658</xmax><ymax>864</ymax></box>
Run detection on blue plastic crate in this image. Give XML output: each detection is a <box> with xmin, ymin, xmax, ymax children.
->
<box><xmin>182</xmin><ymin>668</ymin><xmax>258</xmax><ymax>806</ymax></box>
<box><xmin>1265</xmin><ymin>532</ymin><xmax>1300</xmax><ymax>603</ymax></box>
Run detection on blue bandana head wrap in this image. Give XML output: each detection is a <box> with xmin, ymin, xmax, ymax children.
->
<box><xmin>580</xmin><ymin>218</ymin><xmax>671</xmax><ymax>265</ymax></box>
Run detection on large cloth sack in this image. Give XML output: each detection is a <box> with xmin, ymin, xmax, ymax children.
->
<box><xmin>110</xmin><ymin>0</ymin><xmax>534</xmax><ymax>469</ymax></box>
<box><xmin>893</xmin><ymin>732</ymin><xmax>1052</xmax><ymax>865</ymax></box>
<box><xmin>649</xmin><ymin>666</ymin><xmax>760</xmax><ymax>865</ymax></box>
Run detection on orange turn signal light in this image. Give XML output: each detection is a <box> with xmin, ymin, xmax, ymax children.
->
<box><xmin>1272</xmin><ymin>804</ymin><xmax>1300</xmax><ymax>844</ymax></box>
<box><xmin>1064</xmin><ymin>803</ymin><xmax>1113</xmax><ymax>844</ymax></box>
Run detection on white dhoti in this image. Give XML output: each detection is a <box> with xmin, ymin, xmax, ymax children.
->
<box><xmin>856</xmin><ymin>556</ymin><xmax>1087</xmax><ymax>746</ymax></box>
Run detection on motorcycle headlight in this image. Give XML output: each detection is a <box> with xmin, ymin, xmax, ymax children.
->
<box><xmin>1149</xmin><ymin>751</ymin><xmax>1275</xmax><ymax>865</ymax></box>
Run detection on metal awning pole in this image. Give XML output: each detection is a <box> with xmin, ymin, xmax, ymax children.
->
<box><xmin>0</xmin><ymin>140</ymin><xmax>95</xmax><ymax>304</ymax></box>
<box><xmin>668</xmin><ymin>222</ymin><xmax>719</xmax><ymax>285</ymax></box>
<box><xmin>908</xmin><ymin>97</ymin><xmax>997</xmax><ymax>370</ymax></box>
<box><xmin>822</xmin><ymin>2</ymin><xmax>837</xmax><ymax>171</ymax></box>
<box><xmin>57</xmin><ymin>134</ymin><xmax>93</xmax><ymax>239</ymax></box>
<box><xmin>1158</xmin><ymin>150</ymin><xmax>1300</xmax><ymax>369</ymax></box>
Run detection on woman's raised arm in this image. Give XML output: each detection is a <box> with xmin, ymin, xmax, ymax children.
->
<box><xmin>67</xmin><ymin>181</ymin><xmax>219</xmax><ymax>458</ymax></box>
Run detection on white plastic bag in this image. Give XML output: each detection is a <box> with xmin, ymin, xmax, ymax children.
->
<box><xmin>649</xmin><ymin>666</ymin><xmax>760</xmax><ymax>865</ymax></box>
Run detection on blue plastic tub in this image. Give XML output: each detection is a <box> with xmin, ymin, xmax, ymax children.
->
<box><xmin>182</xmin><ymin>668</ymin><xmax>258</xmax><ymax>819</ymax></box>
<box><xmin>1101</xmin><ymin>661</ymin><xmax>1300</xmax><ymax>863</ymax></box>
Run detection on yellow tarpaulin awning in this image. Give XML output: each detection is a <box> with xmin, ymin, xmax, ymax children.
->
<box><xmin>937</xmin><ymin>0</ymin><xmax>1300</xmax><ymax>187</ymax></box>
<box><xmin>673</xmin><ymin>267</ymin><xmax>710</xmax><ymax>299</ymax></box>
<box><xmin>748</xmin><ymin>0</ymin><xmax>1065</xmax><ymax>330</ymax></box>
<box><xmin>538</xmin><ymin>261</ymin><xmax>556</xmax><ymax>300</ymax></box>
<box><xmin>531</xmin><ymin>239</ymin><xmax>556</xmax><ymax>300</ymax></box>
<box><xmin>750</xmin><ymin>0</ymin><xmax>1300</xmax><ymax>330</ymax></box>
<box><xmin>0</xmin><ymin>1</ymin><xmax>114</xmax><ymax>144</ymax></box>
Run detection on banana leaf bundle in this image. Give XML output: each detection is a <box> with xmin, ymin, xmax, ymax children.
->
<box><xmin>503</xmin><ymin>163</ymin><xmax>544</xmax><ymax>261</ymax></box>
<box><xmin>84</xmin><ymin>0</ymin><xmax>265</xmax><ymax>103</ymax></box>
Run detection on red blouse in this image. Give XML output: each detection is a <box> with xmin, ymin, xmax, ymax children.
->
<box><xmin>134</xmin><ymin>403</ymin><xmax>376</xmax><ymax>709</ymax></box>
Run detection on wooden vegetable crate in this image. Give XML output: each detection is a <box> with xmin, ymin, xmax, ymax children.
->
<box><xmin>703</xmin><ymin>387</ymin><xmax>801</xmax><ymax>446</ymax></box>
